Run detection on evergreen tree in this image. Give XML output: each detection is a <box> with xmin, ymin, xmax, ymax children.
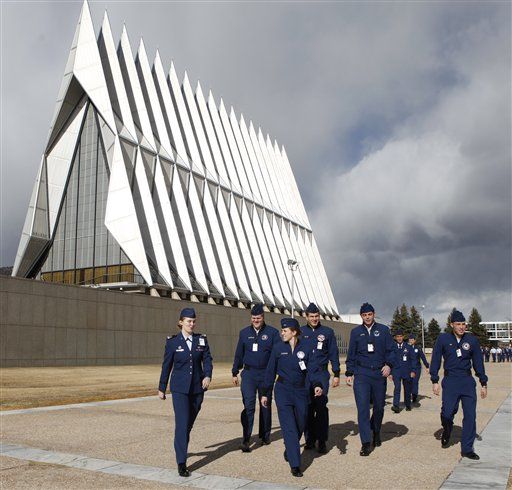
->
<box><xmin>467</xmin><ymin>307</ymin><xmax>488</xmax><ymax>346</ymax></box>
<box><xmin>426</xmin><ymin>318</ymin><xmax>441</xmax><ymax>347</ymax></box>
<box><xmin>409</xmin><ymin>305</ymin><xmax>422</xmax><ymax>339</ymax></box>
<box><xmin>444</xmin><ymin>308</ymin><xmax>457</xmax><ymax>333</ymax></box>
<box><xmin>391</xmin><ymin>303</ymin><xmax>410</xmax><ymax>335</ymax></box>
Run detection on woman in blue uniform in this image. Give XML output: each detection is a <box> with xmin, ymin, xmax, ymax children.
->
<box><xmin>261</xmin><ymin>318</ymin><xmax>322</xmax><ymax>477</ymax></box>
<box><xmin>158</xmin><ymin>308</ymin><xmax>213</xmax><ymax>477</ymax></box>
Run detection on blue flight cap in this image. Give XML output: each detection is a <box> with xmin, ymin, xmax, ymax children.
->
<box><xmin>408</xmin><ymin>333</ymin><xmax>416</xmax><ymax>340</ymax></box>
<box><xmin>306</xmin><ymin>303</ymin><xmax>320</xmax><ymax>314</ymax></box>
<box><xmin>281</xmin><ymin>317</ymin><xmax>300</xmax><ymax>329</ymax></box>
<box><xmin>251</xmin><ymin>304</ymin><xmax>264</xmax><ymax>316</ymax></box>
<box><xmin>360</xmin><ymin>302</ymin><xmax>375</xmax><ymax>314</ymax></box>
<box><xmin>180</xmin><ymin>307</ymin><xmax>196</xmax><ymax>319</ymax></box>
<box><xmin>394</xmin><ymin>329</ymin><xmax>404</xmax><ymax>336</ymax></box>
<box><xmin>451</xmin><ymin>310</ymin><xmax>466</xmax><ymax>323</ymax></box>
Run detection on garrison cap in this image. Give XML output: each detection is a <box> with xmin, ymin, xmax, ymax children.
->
<box><xmin>360</xmin><ymin>302</ymin><xmax>375</xmax><ymax>314</ymax></box>
<box><xmin>251</xmin><ymin>304</ymin><xmax>264</xmax><ymax>316</ymax></box>
<box><xmin>281</xmin><ymin>318</ymin><xmax>300</xmax><ymax>329</ymax></box>
<box><xmin>306</xmin><ymin>303</ymin><xmax>320</xmax><ymax>314</ymax></box>
<box><xmin>394</xmin><ymin>329</ymin><xmax>404</xmax><ymax>336</ymax></box>
<box><xmin>180</xmin><ymin>307</ymin><xmax>196</xmax><ymax>319</ymax></box>
<box><xmin>451</xmin><ymin>310</ymin><xmax>466</xmax><ymax>323</ymax></box>
<box><xmin>408</xmin><ymin>333</ymin><xmax>416</xmax><ymax>340</ymax></box>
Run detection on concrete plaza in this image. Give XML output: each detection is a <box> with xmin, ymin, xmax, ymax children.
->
<box><xmin>1</xmin><ymin>362</ymin><xmax>510</xmax><ymax>489</ymax></box>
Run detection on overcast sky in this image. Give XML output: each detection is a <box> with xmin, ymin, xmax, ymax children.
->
<box><xmin>1</xmin><ymin>1</ymin><xmax>510</xmax><ymax>324</ymax></box>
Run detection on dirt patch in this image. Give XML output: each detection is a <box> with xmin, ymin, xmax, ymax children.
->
<box><xmin>0</xmin><ymin>363</ymin><xmax>234</xmax><ymax>410</ymax></box>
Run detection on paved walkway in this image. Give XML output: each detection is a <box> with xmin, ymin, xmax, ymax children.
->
<box><xmin>1</xmin><ymin>363</ymin><xmax>510</xmax><ymax>489</ymax></box>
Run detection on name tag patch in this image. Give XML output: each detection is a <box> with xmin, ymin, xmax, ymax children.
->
<box><xmin>456</xmin><ymin>349</ymin><xmax>462</xmax><ymax>357</ymax></box>
<box><xmin>199</xmin><ymin>338</ymin><xmax>205</xmax><ymax>346</ymax></box>
<box><xmin>252</xmin><ymin>343</ymin><xmax>258</xmax><ymax>352</ymax></box>
<box><xmin>299</xmin><ymin>361</ymin><xmax>307</xmax><ymax>370</ymax></box>
<box><xmin>317</xmin><ymin>342</ymin><xmax>323</xmax><ymax>350</ymax></box>
<box><xmin>368</xmin><ymin>344</ymin><xmax>375</xmax><ymax>353</ymax></box>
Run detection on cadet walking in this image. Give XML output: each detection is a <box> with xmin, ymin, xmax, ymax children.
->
<box><xmin>262</xmin><ymin>318</ymin><xmax>323</xmax><ymax>477</ymax></box>
<box><xmin>391</xmin><ymin>330</ymin><xmax>416</xmax><ymax>412</ymax></box>
<box><xmin>430</xmin><ymin>309</ymin><xmax>488</xmax><ymax>459</ymax></box>
<box><xmin>408</xmin><ymin>334</ymin><xmax>429</xmax><ymax>403</ymax></box>
<box><xmin>158</xmin><ymin>308</ymin><xmax>213</xmax><ymax>477</ymax></box>
<box><xmin>232</xmin><ymin>304</ymin><xmax>280</xmax><ymax>452</ymax></box>
<box><xmin>301</xmin><ymin>302</ymin><xmax>340</xmax><ymax>453</ymax></box>
<box><xmin>346</xmin><ymin>303</ymin><xmax>396</xmax><ymax>456</ymax></box>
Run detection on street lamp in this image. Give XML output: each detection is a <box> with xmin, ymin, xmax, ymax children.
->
<box><xmin>287</xmin><ymin>259</ymin><xmax>299</xmax><ymax>317</ymax></box>
<box><xmin>420</xmin><ymin>305</ymin><xmax>426</xmax><ymax>348</ymax></box>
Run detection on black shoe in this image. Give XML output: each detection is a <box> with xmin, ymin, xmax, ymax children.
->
<box><xmin>317</xmin><ymin>442</ymin><xmax>327</xmax><ymax>454</ymax></box>
<box><xmin>406</xmin><ymin>406</ymin><xmax>412</xmax><ymax>411</ymax></box>
<box><xmin>373</xmin><ymin>432</ymin><xmax>381</xmax><ymax>447</ymax></box>
<box><xmin>240</xmin><ymin>440</ymin><xmax>252</xmax><ymax>453</ymax></box>
<box><xmin>360</xmin><ymin>443</ymin><xmax>372</xmax><ymax>456</ymax></box>
<box><xmin>461</xmin><ymin>452</ymin><xmax>480</xmax><ymax>460</ymax></box>
<box><xmin>178</xmin><ymin>464</ymin><xmax>190</xmax><ymax>477</ymax></box>
<box><xmin>304</xmin><ymin>441</ymin><xmax>315</xmax><ymax>450</ymax></box>
<box><xmin>261</xmin><ymin>437</ymin><xmax>270</xmax><ymax>445</ymax></box>
<box><xmin>291</xmin><ymin>467</ymin><xmax>303</xmax><ymax>477</ymax></box>
<box><xmin>441</xmin><ymin>430</ymin><xmax>451</xmax><ymax>448</ymax></box>
<box><xmin>412</xmin><ymin>394</ymin><xmax>418</xmax><ymax>403</ymax></box>
<box><xmin>283</xmin><ymin>450</ymin><xmax>288</xmax><ymax>462</ymax></box>
<box><xmin>391</xmin><ymin>405</ymin><xmax>400</xmax><ymax>413</ymax></box>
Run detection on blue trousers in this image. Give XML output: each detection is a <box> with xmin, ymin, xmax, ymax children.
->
<box><xmin>275</xmin><ymin>382</ymin><xmax>309</xmax><ymax>469</ymax></box>
<box><xmin>412</xmin><ymin>368</ymin><xmax>421</xmax><ymax>396</ymax></box>
<box><xmin>393</xmin><ymin>375</ymin><xmax>412</xmax><ymax>408</ymax></box>
<box><xmin>353</xmin><ymin>373</ymin><xmax>387</xmax><ymax>444</ymax></box>
<box><xmin>240</xmin><ymin>369</ymin><xmax>272</xmax><ymax>441</ymax></box>
<box><xmin>171</xmin><ymin>391</ymin><xmax>204</xmax><ymax>464</ymax></box>
<box><xmin>305</xmin><ymin>371</ymin><xmax>330</xmax><ymax>444</ymax></box>
<box><xmin>441</xmin><ymin>376</ymin><xmax>477</xmax><ymax>454</ymax></box>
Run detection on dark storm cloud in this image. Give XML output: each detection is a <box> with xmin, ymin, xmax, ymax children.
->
<box><xmin>1</xmin><ymin>1</ymin><xmax>510</xmax><ymax>322</ymax></box>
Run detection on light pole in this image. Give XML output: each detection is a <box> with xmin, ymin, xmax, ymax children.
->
<box><xmin>287</xmin><ymin>259</ymin><xmax>298</xmax><ymax>317</ymax></box>
<box><xmin>420</xmin><ymin>305</ymin><xmax>426</xmax><ymax>348</ymax></box>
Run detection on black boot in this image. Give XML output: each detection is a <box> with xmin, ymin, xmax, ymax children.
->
<box><xmin>261</xmin><ymin>436</ymin><xmax>270</xmax><ymax>445</ymax></box>
<box><xmin>178</xmin><ymin>463</ymin><xmax>190</xmax><ymax>477</ymax></box>
<box><xmin>373</xmin><ymin>432</ymin><xmax>381</xmax><ymax>447</ymax></box>
<box><xmin>240</xmin><ymin>440</ymin><xmax>252</xmax><ymax>453</ymax></box>
<box><xmin>441</xmin><ymin>417</ymin><xmax>452</xmax><ymax>448</ymax></box>
<box><xmin>391</xmin><ymin>405</ymin><xmax>400</xmax><ymax>413</ymax></box>
<box><xmin>291</xmin><ymin>467</ymin><xmax>303</xmax><ymax>477</ymax></box>
<box><xmin>360</xmin><ymin>442</ymin><xmax>372</xmax><ymax>456</ymax></box>
<box><xmin>317</xmin><ymin>441</ymin><xmax>327</xmax><ymax>454</ymax></box>
<box><xmin>412</xmin><ymin>394</ymin><xmax>418</xmax><ymax>403</ymax></box>
<box><xmin>461</xmin><ymin>451</ymin><xmax>480</xmax><ymax>460</ymax></box>
<box><xmin>405</xmin><ymin>406</ymin><xmax>412</xmax><ymax>411</ymax></box>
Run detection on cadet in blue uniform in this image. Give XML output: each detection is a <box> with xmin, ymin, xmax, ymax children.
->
<box><xmin>300</xmin><ymin>302</ymin><xmax>340</xmax><ymax>453</ymax></box>
<box><xmin>391</xmin><ymin>330</ymin><xmax>416</xmax><ymax>412</ymax></box>
<box><xmin>158</xmin><ymin>308</ymin><xmax>213</xmax><ymax>477</ymax></box>
<box><xmin>430</xmin><ymin>309</ymin><xmax>488</xmax><ymax>459</ymax></box>
<box><xmin>345</xmin><ymin>303</ymin><xmax>396</xmax><ymax>456</ymax></box>
<box><xmin>408</xmin><ymin>334</ymin><xmax>429</xmax><ymax>403</ymax></box>
<box><xmin>261</xmin><ymin>318</ymin><xmax>323</xmax><ymax>477</ymax></box>
<box><xmin>232</xmin><ymin>304</ymin><xmax>280</xmax><ymax>452</ymax></box>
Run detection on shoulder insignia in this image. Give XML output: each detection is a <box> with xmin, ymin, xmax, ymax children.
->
<box><xmin>167</xmin><ymin>334</ymin><xmax>177</xmax><ymax>340</ymax></box>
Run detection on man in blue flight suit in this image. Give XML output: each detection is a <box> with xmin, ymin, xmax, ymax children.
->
<box><xmin>346</xmin><ymin>303</ymin><xmax>396</xmax><ymax>456</ymax></box>
<box><xmin>232</xmin><ymin>304</ymin><xmax>281</xmax><ymax>452</ymax></box>
<box><xmin>408</xmin><ymin>334</ymin><xmax>429</xmax><ymax>404</ymax></box>
<box><xmin>391</xmin><ymin>330</ymin><xmax>416</xmax><ymax>412</ymax></box>
<box><xmin>301</xmin><ymin>302</ymin><xmax>340</xmax><ymax>454</ymax></box>
<box><xmin>483</xmin><ymin>346</ymin><xmax>490</xmax><ymax>363</ymax></box>
<box><xmin>430</xmin><ymin>309</ymin><xmax>488</xmax><ymax>459</ymax></box>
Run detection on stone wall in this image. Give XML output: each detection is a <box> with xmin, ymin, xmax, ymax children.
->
<box><xmin>0</xmin><ymin>276</ymin><xmax>353</xmax><ymax>367</ymax></box>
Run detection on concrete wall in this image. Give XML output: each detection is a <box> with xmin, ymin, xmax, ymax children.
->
<box><xmin>0</xmin><ymin>276</ymin><xmax>354</xmax><ymax>367</ymax></box>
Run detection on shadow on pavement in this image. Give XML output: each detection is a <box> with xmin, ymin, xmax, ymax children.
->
<box><xmin>433</xmin><ymin>426</ymin><xmax>462</xmax><ymax>448</ymax></box>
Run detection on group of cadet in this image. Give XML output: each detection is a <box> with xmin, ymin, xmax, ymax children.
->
<box><xmin>158</xmin><ymin>302</ymin><xmax>488</xmax><ymax>478</ymax></box>
<box><xmin>482</xmin><ymin>345</ymin><xmax>512</xmax><ymax>362</ymax></box>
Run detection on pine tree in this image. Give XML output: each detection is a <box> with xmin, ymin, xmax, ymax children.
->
<box><xmin>409</xmin><ymin>305</ymin><xmax>422</xmax><ymax>339</ymax></box>
<box><xmin>467</xmin><ymin>307</ymin><xmax>488</xmax><ymax>346</ymax></box>
<box><xmin>444</xmin><ymin>307</ymin><xmax>457</xmax><ymax>333</ymax></box>
<box><xmin>426</xmin><ymin>318</ymin><xmax>441</xmax><ymax>347</ymax></box>
<box><xmin>390</xmin><ymin>306</ymin><xmax>401</xmax><ymax>332</ymax></box>
<box><xmin>391</xmin><ymin>304</ymin><xmax>410</xmax><ymax>335</ymax></box>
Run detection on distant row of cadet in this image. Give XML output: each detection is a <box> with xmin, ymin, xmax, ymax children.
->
<box><xmin>158</xmin><ymin>303</ymin><xmax>487</xmax><ymax>478</ymax></box>
<box><xmin>482</xmin><ymin>345</ymin><xmax>512</xmax><ymax>362</ymax></box>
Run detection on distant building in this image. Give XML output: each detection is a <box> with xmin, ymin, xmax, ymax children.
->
<box><xmin>481</xmin><ymin>322</ymin><xmax>512</xmax><ymax>343</ymax></box>
<box><xmin>12</xmin><ymin>1</ymin><xmax>339</xmax><ymax>318</ymax></box>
